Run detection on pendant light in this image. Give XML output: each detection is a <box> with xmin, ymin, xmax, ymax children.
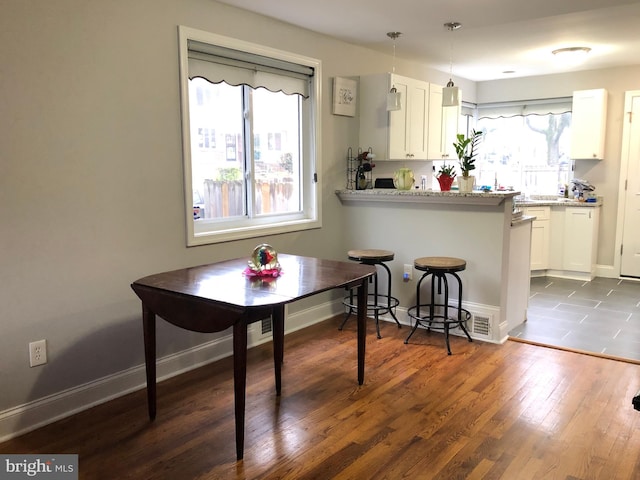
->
<box><xmin>386</xmin><ymin>31</ymin><xmax>402</xmax><ymax>111</ymax></box>
<box><xmin>442</xmin><ymin>22</ymin><xmax>462</xmax><ymax>107</ymax></box>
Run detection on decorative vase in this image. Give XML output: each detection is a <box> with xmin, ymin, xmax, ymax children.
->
<box><xmin>393</xmin><ymin>168</ymin><xmax>415</xmax><ymax>190</ymax></box>
<box><xmin>458</xmin><ymin>175</ymin><xmax>475</xmax><ymax>193</ymax></box>
<box><xmin>436</xmin><ymin>175</ymin><xmax>455</xmax><ymax>191</ymax></box>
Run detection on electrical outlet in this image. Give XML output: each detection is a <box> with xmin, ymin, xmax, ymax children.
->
<box><xmin>29</xmin><ymin>339</ymin><xmax>47</xmax><ymax>367</ymax></box>
<box><xmin>403</xmin><ymin>264</ymin><xmax>413</xmax><ymax>281</ymax></box>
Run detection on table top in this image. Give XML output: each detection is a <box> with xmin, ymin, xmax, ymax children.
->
<box><xmin>132</xmin><ymin>254</ymin><xmax>376</xmax><ymax>309</ymax></box>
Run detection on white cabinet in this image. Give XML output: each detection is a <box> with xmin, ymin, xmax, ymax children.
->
<box><xmin>427</xmin><ymin>83</ymin><xmax>460</xmax><ymax>160</ymax></box>
<box><xmin>523</xmin><ymin>205</ymin><xmax>600</xmax><ymax>279</ymax></box>
<box><xmin>562</xmin><ymin>207</ymin><xmax>600</xmax><ymax>274</ymax></box>
<box><xmin>570</xmin><ymin>88</ymin><xmax>608</xmax><ymax>160</ymax></box>
<box><xmin>359</xmin><ymin>73</ymin><xmax>429</xmax><ymax>161</ymax></box>
<box><xmin>522</xmin><ymin>207</ymin><xmax>550</xmax><ymax>270</ymax></box>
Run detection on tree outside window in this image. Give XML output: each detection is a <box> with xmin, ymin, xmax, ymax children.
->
<box><xmin>476</xmin><ymin>112</ymin><xmax>572</xmax><ymax>194</ymax></box>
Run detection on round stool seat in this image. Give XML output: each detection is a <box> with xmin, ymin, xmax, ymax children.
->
<box><xmin>414</xmin><ymin>256</ymin><xmax>466</xmax><ymax>273</ymax></box>
<box><xmin>348</xmin><ymin>249</ymin><xmax>395</xmax><ymax>263</ymax></box>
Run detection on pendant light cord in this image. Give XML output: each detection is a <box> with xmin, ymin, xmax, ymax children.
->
<box><xmin>387</xmin><ymin>31</ymin><xmax>402</xmax><ymax>75</ymax></box>
<box><xmin>444</xmin><ymin>22</ymin><xmax>461</xmax><ymax>87</ymax></box>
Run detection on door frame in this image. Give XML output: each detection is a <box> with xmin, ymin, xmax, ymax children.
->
<box><xmin>614</xmin><ymin>90</ymin><xmax>640</xmax><ymax>277</ymax></box>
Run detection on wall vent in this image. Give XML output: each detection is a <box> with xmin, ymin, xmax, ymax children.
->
<box><xmin>472</xmin><ymin>315</ymin><xmax>490</xmax><ymax>337</ymax></box>
<box><xmin>261</xmin><ymin>317</ymin><xmax>272</xmax><ymax>334</ymax></box>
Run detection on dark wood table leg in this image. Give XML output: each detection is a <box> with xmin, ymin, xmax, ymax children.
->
<box><xmin>272</xmin><ymin>306</ymin><xmax>285</xmax><ymax>396</ymax></box>
<box><xmin>142</xmin><ymin>305</ymin><xmax>156</xmax><ymax>421</ymax></box>
<box><xmin>357</xmin><ymin>279</ymin><xmax>368</xmax><ymax>385</ymax></box>
<box><xmin>233</xmin><ymin>321</ymin><xmax>248</xmax><ymax>461</ymax></box>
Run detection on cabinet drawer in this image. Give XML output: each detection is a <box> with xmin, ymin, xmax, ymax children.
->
<box><xmin>522</xmin><ymin>206</ymin><xmax>550</xmax><ymax>220</ymax></box>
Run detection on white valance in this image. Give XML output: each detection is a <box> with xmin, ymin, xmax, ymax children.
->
<box><xmin>477</xmin><ymin>97</ymin><xmax>572</xmax><ymax>119</ymax></box>
<box><xmin>188</xmin><ymin>40</ymin><xmax>313</xmax><ymax>98</ymax></box>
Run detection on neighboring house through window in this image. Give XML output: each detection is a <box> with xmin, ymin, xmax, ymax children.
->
<box><xmin>178</xmin><ymin>26</ymin><xmax>322</xmax><ymax>245</ymax></box>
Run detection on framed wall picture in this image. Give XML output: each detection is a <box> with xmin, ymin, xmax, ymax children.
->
<box><xmin>332</xmin><ymin>77</ymin><xmax>357</xmax><ymax>117</ymax></box>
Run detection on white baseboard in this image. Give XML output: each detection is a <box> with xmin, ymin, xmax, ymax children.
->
<box><xmin>0</xmin><ymin>299</ymin><xmax>343</xmax><ymax>443</ymax></box>
<box><xmin>377</xmin><ymin>302</ymin><xmax>502</xmax><ymax>344</ymax></box>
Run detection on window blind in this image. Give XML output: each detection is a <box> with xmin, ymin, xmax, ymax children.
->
<box><xmin>477</xmin><ymin>97</ymin><xmax>572</xmax><ymax>119</ymax></box>
<box><xmin>187</xmin><ymin>40</ymin><xmax>313</xmax><ymax>98</ymax></box>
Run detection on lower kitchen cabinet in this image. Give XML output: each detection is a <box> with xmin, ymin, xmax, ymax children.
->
<box><xmin>523</xmin><ymin>204</ymin><xmax>600</xmax><ymax>279</ymax></box>
<box><xmin>522</xmin><ymin>206</ymin><xmax>550</xmax><ymax>270</ymax></box>
<box><xmin>562</xmin><ymin>207</ymin><xmax>600</xmax><ymax>275</ymax></box>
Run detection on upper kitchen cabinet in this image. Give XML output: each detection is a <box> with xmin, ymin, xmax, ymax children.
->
<box><xmin>570</xmin><ymin>88</ymin><xmax>608</xmax><ymax>160</ymax></box>
<box><xmin>359</xmin><ymin>73</ymin><xmax>429</xmax><ymax>161</ymax></box>
<box><xmin>427</xmin><ymin>83</ymin><xmax>460</xmax><ymax>160</ymax></box>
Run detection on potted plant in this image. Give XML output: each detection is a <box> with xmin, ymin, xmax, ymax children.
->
<box><xmin>454</xmin><ymin>129</ymin><xmax>483</xmax><ymax>192</ymax></box>
<box><xmin>435</xmin><ymin>163</ymin><xmax>456</xmax><ymax>191</ymax></box>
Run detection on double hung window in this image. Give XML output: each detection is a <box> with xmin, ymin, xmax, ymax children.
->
<box><xmin>178</xmin><ymin>27</ymin><xmax>321</xmax><ymax>245</ymax></box>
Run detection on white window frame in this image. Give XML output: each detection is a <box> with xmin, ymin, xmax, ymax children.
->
<box><xmin>177</xmin><ymin>26</ymin><xmax>322</xmax><ymax>246</ymax></box>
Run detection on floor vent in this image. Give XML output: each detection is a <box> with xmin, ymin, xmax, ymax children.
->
<box><xmin>472</xmin><ymin>315</ymin><xmax>490</xmax><ymax>337</ymax></box>
<box><xmin>261</xmin><ymin>317</ymin><xmax>272</xmax><ymax>334</ymax></box>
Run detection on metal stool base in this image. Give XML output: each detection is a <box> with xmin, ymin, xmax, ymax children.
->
<box><xmin>405</xmin><ymin>267</ymin><xmax>472</xmax><ymax>354</ymax></box>
<box><xmin>405</xmin><ymin>303</ymin><xmax>472</xmax><ymax>354</ymax></box>
<box><xmin>340</xmin><ymin>251</ymin><xmax>401</xmax><ymax>339</ymax></box>
<box><xmin>341</xmin><ymin>293</ymin><xmax>400</xmax><ymax>339</ymax></box>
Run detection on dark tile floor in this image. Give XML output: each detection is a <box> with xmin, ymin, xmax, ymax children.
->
<box><xmin>508</xmin><ymin>276</ymin><xmax>640</xmax><ymax>362</ymax></box>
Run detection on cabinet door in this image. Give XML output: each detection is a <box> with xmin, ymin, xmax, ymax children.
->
<box><xmin>388</xmin><ymin>78</ymin><xmax>410</xmax><ymax>160</ymax></box>
<box><xmin>523</xmin><ymin>207</ymin><xmax>550</xmax><ymax>270</ymax></box>
<box><xmin>427</xmin><ymin>84</ymin><xmax>444</xmax><ymax>159</ymax></box>
<box><xmin>407</xmin><ymin>78</ymin><xmax>429</xmax><ymax>159</ymax></box>
<box><xmin>530</xmin><ymin>221</ymin><xmax>549</xmax><ymax>270</ymax></box>
<box><xmin>359</xmin><ymin>73</ymin><xmax>430</xmax><ymax>161</ymax></box>
<box><xmin>570</xmin><ymin>89</ymin><xmax>607</xmax><ymax>160</ymax></box>
<box><xmin>441</xmin><ymin>102</ymin><xmax>460</xmax><ymax>159</ymax></box>
<box><xmin>563</xmin><ymin>207</ymin><xmax>598</xmax><ymax>272</ymax></box>
<box><xmin>427</xmin><ymin>84</ymin><xmax>460</xmax><ymax>160</ymax></box>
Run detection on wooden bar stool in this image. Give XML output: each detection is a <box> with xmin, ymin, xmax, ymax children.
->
<box><xmin>340</xmin><ymin>249</ymin><xmax>401</xmax><ymax>339</ymax></box>
<box><xmin>405</xmin><ymin>256</ymin><xmax>472</xmax><ymax>354</ymax></box>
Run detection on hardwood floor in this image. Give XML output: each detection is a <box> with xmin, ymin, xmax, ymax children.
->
<box><xmin>3</xmin><ymin>317</ymin><xmax>640</xmax><ymax>479</ymax></box>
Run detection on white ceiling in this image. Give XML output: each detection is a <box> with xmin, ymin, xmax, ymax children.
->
<box><xmin>216</xmin><ymin>0</ymin><xmax>640</xmax><ymax>81</ymax></box>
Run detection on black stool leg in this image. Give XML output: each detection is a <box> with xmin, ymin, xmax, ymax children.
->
<box><xmin>405</xmin><ymin>271</ymin><xmax>429</xmax><ymax>344</ymax></box>
<box><xmin>442</xmin><ymin>273</ymin><xmax>452</xmax><ymax>355</ymax></box>
<box><xmin>379</xmin><ymin>262</ymin><xmax>401</xmax><ymax>328</ymax></box>
<box><xmin>339</xmin><ymin>288</ymin><xmax>355</xmax><ymax>330</ymax></box>
<box><xmin>342</xmin><ymin>258</ymin><xmax>399</xmax><ymax>338</ymax></box>
<box><xmin>372</xmin><ymin>272</ymin><xmax>381</xmax><ymax>339</ymax></box>
<box><xmin>452</xmin><ymin>272</ymin><xmax>473</xmax><ymax>343</ymax></box>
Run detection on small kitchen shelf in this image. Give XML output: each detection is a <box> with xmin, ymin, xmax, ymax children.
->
<box><xmin>346</xmin><ymin>147</ymin><xmax>374</xmax><ymax>190</ymax></box>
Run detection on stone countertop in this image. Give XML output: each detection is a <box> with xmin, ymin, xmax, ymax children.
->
<box><xmin>335</xmin><ymin>188</ymin><xmax>521</xmax><ymax>206</ymax></box>
<box><xmin>515</xmin><ymin>197</ymin><xmax>603</xmax><ymax>207</ymax></box>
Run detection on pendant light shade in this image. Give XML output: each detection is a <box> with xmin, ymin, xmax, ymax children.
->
<box><xmin>387</xmin><ymin>86</ymin><xmax>402</xmax><ymax>111</ymax></box>
<box><xmin>386</xmin><ymin>31</ymin><xmax>402</xmax><ymax>111</ymax></box>
<box><xmin>442</xmin><ymin>22</ymin><xmax>462</xmax><ymax>107</ymax></box>
<box><xmin>442</xmin><ymin>80</ymin><xmax>460</xmax><ymax>107</ymax></box>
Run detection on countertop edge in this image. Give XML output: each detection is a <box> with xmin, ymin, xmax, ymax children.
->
<box><xmin>335</xmin><ymin>189</ymin><xmax>520</xmax><ymax>206</ymax></box>
<box><xmin>511</xmin><ymin>215</ymin><xmax>536</xmax><ymax>227</ymax></box>
<box><xmin>515</xmin><ymin>199</ymin><xmax>602</xmax><ymax>207</ymax></box>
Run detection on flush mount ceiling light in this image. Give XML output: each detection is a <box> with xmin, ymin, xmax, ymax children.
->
<box><xmin>552</xmin><ymin>46</ymin><xmax>591</xmax><ymax>58</ymax></box>
<box><xmin>442</xmin><ymin>22</ymin><xmax>462</xmax><ymax>107</ymax></box>
<box><xmin>387</xmin><ymin>31</ymin><xmax>402</xmax><ymax>111</ymax></box>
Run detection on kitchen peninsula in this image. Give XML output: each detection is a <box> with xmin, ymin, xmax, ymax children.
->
<box><xmin>336</xmin><ymin>188</ymin><xmax>532</xmax><ymax>344</ymax></box>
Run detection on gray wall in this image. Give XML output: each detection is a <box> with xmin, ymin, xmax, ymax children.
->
<box><xmin>0</xmin><ymin>0</ymin><xmax>451</xmax><ymax>419</ymax></box>
<box><xmin>0</xmin><ymin>0</ymin><xmax>635</xmax><ymax>428</ymax></box>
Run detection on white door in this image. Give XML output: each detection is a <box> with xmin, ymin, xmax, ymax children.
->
<box><xmin>621</xmin><ymin>92</ymin><xmax>640</xmax><ymax>277</ymax></box>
